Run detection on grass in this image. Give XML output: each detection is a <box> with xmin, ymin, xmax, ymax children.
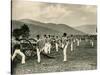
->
<box><xmin>12</xmin><ymin>40</ymin><xmax>97</xmax><ymax>74</ymax></box>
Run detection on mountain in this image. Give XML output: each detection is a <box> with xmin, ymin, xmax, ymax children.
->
<box><xmin>11</xmin><ymin>20</ymin><xmax>60</xmax><ymax>38</ymax></box>
<box><xmin>19</xmin><ymin>19</ymin><xmax>85</xmax><ymax>35</ymax></box>
<box><xmin>74</xmin><ymin>25</ymin><xmax>97</xmax><ymax>35</ymax></box>
<box><xmin>11</xmin><ymin>19</ymin><xmax>85</xmax><ymax>38</ymax></box>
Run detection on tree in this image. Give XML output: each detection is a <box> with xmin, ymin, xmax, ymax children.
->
<box><xmin>12</xmin><ymin>28</ymin><xmax>22</xmax><ymax>39</ymax></box>
<box><xmin>20</xmin><ymin>24</ymin><xmax>30</xmax><ymax>39</ymax></box>
<box><xmin>12</xmin><ymin>24</ymin><xmax>30</xmax><ymax>40</ymax></box>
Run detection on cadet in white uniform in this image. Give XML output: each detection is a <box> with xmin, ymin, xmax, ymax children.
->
<box><xmin>61</xmin><ymin>33</ymin><xmax>69</xmax><ymax>62</ymax></box>
<box><xmin>35</xmin><ymin>35</ymin><xmax>42</xmax><ymax>63</ymax></box>
<box><xmin>42</xmin><ymin>34</ymin><xmax>51</xmax><ymax>54</ymax></box>
<box><xmin>89</xmin><ymin>35</ymin><xmax>94</xmax><ymax>47</ymax></box>
<box><xmin>11</xmin><ymin>37</ymin><xmax>25</xmax><ymax>64</ymax></box>
<box><xmin>36</xmin><ymin>34</ymin><xmax>51</xmax><ymax>63</ymax></box>
<box><xmin>46</xmin><ymin>35</ymin><xmax>52</xmax><ymax>54</ymax></box>
<box><xmin>35</xmin><ymin>35</ymin><xmax>44</xmax><ymax>63</ymax></box>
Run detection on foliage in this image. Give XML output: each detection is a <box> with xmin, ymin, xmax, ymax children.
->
<box><xmin>12</xmin><ymin>24</ymin><xmax>30</xmax><ymax>39</ymax></box>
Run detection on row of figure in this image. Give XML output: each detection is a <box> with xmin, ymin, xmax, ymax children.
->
<box><xmin>11</xmin><ymin>33</ymin><xmax>95</xmax><ymax>64</ymax></box>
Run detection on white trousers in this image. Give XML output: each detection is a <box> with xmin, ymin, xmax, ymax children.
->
<box><xmin>62</xmin><ymin>44</ymin><xmax>64</xmax><ymax>48</ymax></box>
<box><xmin>56</xmin><ymin>43</ymin><xmax>58</xmax><ymax>52</ymax></box>
<box><xmin>63</xmin><ymin>42</ymin><xmax>69</xmax><ymax>61</ymax></box>
<box><xmin>12</xmin><ymin>49</ymin><xmax>25</xmax><ymax>64</ymax></box>
<box><xmin>44</xmin><ymin>43</ymin><xmax>51</xmax><ymax>54</ymax></box>
<box><xmin>71</xmin><ymin>42</ymin><xmax>73</xmax><ymax>51</ymax></box>
<box><xmin>48</xmin><ymin>43</ymin><xmax>51</xmax><ymax>54</ymax></box>
<box><xmin>73</xmin><ymin>39</ymin><xmax>76</xmax><ymax>43</ymax></box>
<box><xmin>36</xmin><ymin>48</ymin><xmax>41</xmax><ymax>63</ymax></box>
<box><xmin>90</xmin><ymin>40</ymin><xmax>94</xmax><ymax>47</ymax></box>
<box><xmin>36</xmin><ymin>43</ymin><xmax>51</xmax><ymax>63</ymax></box>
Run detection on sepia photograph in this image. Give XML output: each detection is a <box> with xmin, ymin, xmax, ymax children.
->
<box><xmin>11</xmin><ymin>0</ymin><xmax>97</xmax><ymax>74</ymax></box>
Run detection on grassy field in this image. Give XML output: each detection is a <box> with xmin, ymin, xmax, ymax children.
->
<box><xmin>12</xmin><ymin>40</ymin><xmax>97</xmax><ymax>74</ymax></box>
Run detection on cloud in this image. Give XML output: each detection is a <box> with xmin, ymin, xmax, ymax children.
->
<box><xmin>39</xmin><ymin>4</ymin><xmax>72</xmax><ymax>19</ymax></box>
<box><xmin>12</xmin><ymin>0</ymin><xmax>97</xmax><ymax>26</ymax></box>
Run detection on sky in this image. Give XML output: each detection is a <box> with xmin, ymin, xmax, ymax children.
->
<box><xmin>12</xmin><ymin>0</ymin><xmax>97</xmax><ymax>27</ymax></box>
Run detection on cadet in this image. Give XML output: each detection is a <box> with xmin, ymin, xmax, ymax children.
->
<box><xmin>61</xmin><ymin>33</ymin><xmax>69</xmax><ymax>62</ymax></box>
<box><xmin>11</xmin><ymin>37</ymin><xmax>25</xmax><ymax>64</ymax></box>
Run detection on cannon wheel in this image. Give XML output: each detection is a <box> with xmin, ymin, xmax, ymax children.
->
<box><xmin>28</xmin><ymin>38</ymin><xmax>56</xmax><ymax>59</ymax></box>
<box><xmin>20</xmin><ymin>39</ymin><xmax>56</xmax><ymax>59</ymax></box>
<box><xmin>20</xmin><ymin>39</ymin><xmax>36</xmax><ymax>57</ymax></box>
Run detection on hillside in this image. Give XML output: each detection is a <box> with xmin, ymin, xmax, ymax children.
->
<box><xmin>19</xmin><ymin>19</ymin><xmax>84</xmax><ymax>35</ymax></box>
<box><xmin>11</xmin><ymin>19</ymin><xmax>85</xmax><ymax>38</ymax></box>
<box><xmin>11</xmin><ymin>20</ymin><xmax>61</xmax><ymax>37</ymax></box>
<box><xmin>74</xmin><ymin>25</ymin><xmax>97</xmax><ymax>35</ymax></box>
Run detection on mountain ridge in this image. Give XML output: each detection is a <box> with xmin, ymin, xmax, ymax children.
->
<box><xmin>11</xmin><ymin>19</ymin><xmax>85</xmax><ymax>38</ymax></box>
<box><xmin>19</xmin><ymin>19</ymin><xmax>85</xmax><ymax>34</ymax></box>
<box><xmin>74</xmin><ymin>25</ymin><xmax>97</xmax><ymax>35</ymax></box>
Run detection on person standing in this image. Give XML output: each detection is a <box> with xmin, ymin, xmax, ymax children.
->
<box><xmin>11</xmin><ymin>37</ymin><xmax>26</xmax><ymax>64</ymax></box>
<box><xmin>61</xmin><ymin>33</ymin><xmax>69</xmax><ymax>62</ymax></box>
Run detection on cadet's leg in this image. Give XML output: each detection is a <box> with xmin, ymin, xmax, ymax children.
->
<box><xmin>63</xmin><ymin>46</ymin><xmax>67</xmax><ymax>61</ymax></box>
<box><xmin>36</xmin><ymin>48</ymin><xmax>41</xmax><ymax>63</ymax></box>
<box><xmin>45</xmin><ymin>43</ymin><xmax>49</xmax><ymax>54</ymax></box>
<box><xmin>71</xmin><ymin>42</ymin><xmax>73</xmax><ymax>51</ymax></box>
<box><xmin>62</xmin><ymin>43</ymin><xmax>64</xmax><ymax>48</ymax></box>
<box><xmin>92</xmin><ymin>41</ymin><xmax>94</xmax><ymax>47</ymax></box>
<box><xmin>73</xmin><ymin>39</ymin><xmax>76</xmax><ymax>43</ymax></box>
<box><xmin>56</xmin><ymin>43</ymin><xmax>58</xmax><ymax>52</ymax></box>
<box><xmin>18</xmin><ymin>49</ymin><xmax>25</xmax><ymax>64</ymax></box>
<box><xmin>12</xmin><ymin>49</ymin><xmax>18</xmax><ymax>61</ymax></box>
<box><xmin>77</xmin><ymin>39</ymin><xmax>79</xmax><ymax>46</ymax></box>
<box><xmin>63</xmin><ymin>42</ymin><xmax>69</xmax><ymax>61</ymax></box>
<box><xmin>90</xmin><ymin>40</ymin><xmax>94</xmax><ymax>47</ymax></box>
